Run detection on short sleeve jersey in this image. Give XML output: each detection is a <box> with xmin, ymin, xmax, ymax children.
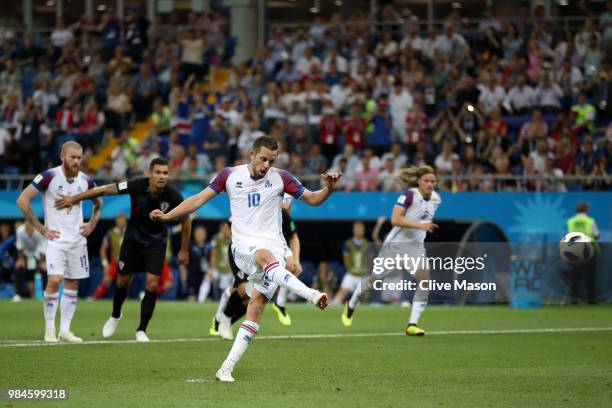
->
<box><xmin>116</xmin><ymin>178</ymin><xmax>183</xmax><ymax>248</ymax></box>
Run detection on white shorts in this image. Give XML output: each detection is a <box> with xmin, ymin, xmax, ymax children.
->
<box><xmin>232</xmin><ymin>239</ymin><xmax>287</xmax><ymax>300</ymax></box>
<box><xmin>340</xmin><ymin>273</ymin><xmax>362</xmax><ymax>292</ymax></box>
<box><xmin>46</xmin><ymin>245</ymin><xmax>90</xmax><ymax>279</ymax></box>
<box><xmin>213</xmin><ymin>271</ymin><xmax>234</xmax><ymax>291</ymax></box>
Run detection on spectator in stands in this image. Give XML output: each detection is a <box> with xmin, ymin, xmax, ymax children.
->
<box><xmin>503</xmin><ymin>74</ymin><xmax>535</xmax><ymax>115</ymax></box>
<box><xmin>479</xmin><ymin>74</ymin><xmax>506</xmax><ymax>115</ymax></box>
<box><xmin>367</xmin><ymin>95</ymin><xmax>392</xmax><ymax>156</ymax></box>
<box><xmin>105</xmin><ymin>82</ymin><xmax>132</xmax><ymax>137</ymax></box>
<box><xmin>571</xmin><ymin>92</ymin><xmax>596</xmax><ymax>134</ymax></box>
<box><xmin>435</xmin><ymin>22</ymin><xmax>469</xmax><ymax>62</ymax></box>
<box><xmin>343</xmin><ymin>104</ymin><xmax>367</xmax><ymax>150</ymax></box>
<box><xmin>1</xmin><ymin>92</ymin><xmax>21</xmax><ymax>129</ymax></box>
<box><xmin>131</xmin><ymin>64</ymin><xmax>158</xmax><ymax>120</ymax></box>
<box><xmin>519</xmin><ymin>109</ymin><xmax>549</xmax><ymax>155</ymax></box>
<box><xmin>435</xmin><ymin>139</ymin><xmax>459</xmax><ymax>174</ymax></box>
<box><xmin>534</xmin><ymin>76</ymin><xmax>563</xmax><ymax>114</ymax></box>
<box><xmin>540</xmin><ymin>158</ymin><xmax>567</xmax><ymax>192</ymax></box>
<box><xmin>389</xmin><ymin>81</ymin><xmax>413</xmax><ymax>143</ymax></box>
<box><xmin>99</xmin><ymin>9</ymin><xmax>121</xmax><ymax>60</ymax></box>
<box><xmin>180</xmin><ymin>29</ymin><xmax>206</xmax><ymax>80</ymax></box>
<box><xmin>355</xmin><ymin>156</ymin><xmax>379</xmax><ymax>192</ymax></box>
<box><xmin>18</xmin><ymin>98</ymin><xmax>47</xmax><ymax>174</ymax></box>
<box><xmin>404</xmin><ymin>103</ymin><xmax>428</xmax><ymax>159</ymax></box>
<box><xmin>530</xmin><ymin>137</ymin><xmax>554</xmax><ymax>173</ymax></box>
<box><xmin>575</xmin><ymin>136</ymin><xmax>599</xmax><ymax>189</ymax></box>
<box><xmin>134</xmin><ymin>140</ymin><xmax>159</xmax><ymax>175</ymax></box>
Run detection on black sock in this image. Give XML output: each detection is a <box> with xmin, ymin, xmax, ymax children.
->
<box><xmin>223</xmin><ymin>291</ymin><xmax>244</xmax><ymax>319</ymax></box>
<box><xmin>347</xmin><ymin>307</ymin><xmax>354</xmax><ymax>319</ymax></box>
<box><xmin>214</xmin><ymin>319</ymin><xmax>220</xmax><ymax>331</ymax></box>
<box><xmin>112</xmin><ymin>286</ymin><xmax>128</xmax><ymax>318</ymax></box>
<box><xmin>137</xmin><ymin>290</ymin><xmax>157</xmax><ymax>332</ymax></box>
<box><xmin>231</xmin><ymin>301</ymin><xmax>248</xmax><ymax>324</ymax></box>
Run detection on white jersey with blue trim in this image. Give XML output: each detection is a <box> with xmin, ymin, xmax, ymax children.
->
<box><xmin>384</xmin><ymin>187</ymin><xmax>441</xmax><ymax>243</ymax></box>
<box><xmin>31</xmin><ymin>166</ymin><xmax>95</xmax><ymax>248</ymax></box>
<box><xmin>209</xmin><ymin>164</ymin><xmax>305</xmax><ymax>249</ymax></box>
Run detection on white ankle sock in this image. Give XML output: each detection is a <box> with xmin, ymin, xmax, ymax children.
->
<box><xmin>222</xmin><ymin>320</ymin><xmax>260</xmax><ymax>371</ymax></box>
<box><xmin>43</xmin><ymin>291</ymin><xmax>59</xmax><ymax>330</ymax></box>
<box><xmin>409</xmin><ymin>287</ymin><xmax>429</xmax><ymax>325</ymax></box>
<box><xmin>60</xmin><ymin>289</ymin><xmax>78</xmax><ymax>332</ymax></box>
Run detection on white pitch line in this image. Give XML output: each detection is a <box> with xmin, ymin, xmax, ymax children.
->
<box><xmin>1</xmin><ymin>327</ymin><xmax>612</xmax><ymax>348</ymax></box>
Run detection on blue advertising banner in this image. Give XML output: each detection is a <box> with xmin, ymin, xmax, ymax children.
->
<box><xmin>1</xmin><ymin>190</ymin><xmax>610</xmax><ymax>242</ymax></box>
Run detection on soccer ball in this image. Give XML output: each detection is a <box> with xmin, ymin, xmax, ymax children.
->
<box><xmin>559</xmin><ymin>232</ymin><xmax>594</xmax><ymax>265</ymax></box>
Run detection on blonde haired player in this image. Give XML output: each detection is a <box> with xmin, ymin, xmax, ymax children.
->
<box><xmin>342</xmin><ymin>165</ymin><xmax>440</xmax><ymax>336</ymax></box>
<box><xmin>17</xmin><ymin>141</ymin><xmax>103</xmax><ymax>342</ymax></box>
<box><xmin>150</xmin><ymin>135</ymin><xmax>341</xmax><ymax>382</ymax></box>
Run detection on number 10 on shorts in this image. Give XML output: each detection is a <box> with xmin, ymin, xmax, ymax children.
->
<box><xmin>247</xmin><ymin>193</ymin><xmax>260</xmax><ymax>208</ymax></box>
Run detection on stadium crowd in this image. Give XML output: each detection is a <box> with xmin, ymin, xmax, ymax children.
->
<box><xmin>0</xmin><ymin>4</ymin><xmax>611</xmax><ymax>194</ymax></box>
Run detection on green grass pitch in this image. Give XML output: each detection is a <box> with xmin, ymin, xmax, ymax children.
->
<box><xmin>1</xmin><ymin>300</ymin><xmax>611</xmax><ymax>407</ymax></box>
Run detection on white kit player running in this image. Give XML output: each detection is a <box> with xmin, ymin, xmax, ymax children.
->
<box><xmin>150</xmin><ymin>136</ymin><xmax>342</xmax><ymax>382</ymax></box>
<box><xmin>342</xmin><ymin>165</ymin><xmax>440</xmax><ymax>336</ymax></box>
<box><xmin>17</xmin><ymin>142</ymin><xmax>103</xmax><ymax>342</ymax></box>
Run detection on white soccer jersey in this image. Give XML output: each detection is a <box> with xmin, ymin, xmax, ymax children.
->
<box><xmin>31</xmin><ymin>166</ymin><xmax>95</xmax><ymax>248</ymax></box>
<box><xmin>209</xmin><ymin>165</ymin><xmax>305</xmax><ymax>249</ymax></box>
<box><xmin>384</xmin><ymin>187</ymin><xmax>441</xmax><ymax>243</ymax></box>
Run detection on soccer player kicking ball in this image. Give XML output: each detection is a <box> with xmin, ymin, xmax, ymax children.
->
<box><xmin>17</xmin><ymin>141</ymin><xmax>103</xmax><ymax>342</ymax></box>
<box><xmin>343</xmin><ymin>165</ymin><xmax>440</xmax><ymax>336</ymax></box>
<box><xmin>150</xmin><ymin>136</ymin><xmax>341</xmax><ymax>382</ymax></box>
<box><xmin>54</xmin><ymin>158</ymin><xmax>192</xmax><ymax>342</ymax></box>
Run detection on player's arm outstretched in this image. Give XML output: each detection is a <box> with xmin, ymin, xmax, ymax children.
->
<box><xmin>17</xmin><ymin>186</ymin><xmax>58</xmax><ymax>239</ymax></box>
<box><xmin>54</xmin><ymin>183</ymin><xmax>119</xmax><ymax>208</ymax></box>
<box><xmin>390</xmin><ymin>205</ymin><xmax>438</xmax><ymax>233</ymax></box>
<box><xmin>150</xmin><ymin>187</ymin><xmax>218</xmax><ymax>223</ymax></box>
<box><xmin>299</xmin><ymin>172</ymin><xmax>342</xmax><ymax>206</ymax></box>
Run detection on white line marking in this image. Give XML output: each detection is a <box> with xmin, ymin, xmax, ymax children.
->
<box><xmin>1</xmin><ymin>327</ymin><xmax>611</xmax><ymax>348</ymax></box>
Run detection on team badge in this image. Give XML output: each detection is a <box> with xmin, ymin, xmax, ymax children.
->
<box><xmin>160</xmin><ymin>202</ymin><xmax>170</xmax><ymax>212</ymax></box>
<box><xmin>119</xmin><ymin>261</ymin><xmax>125</xmax><ymax>270</ymax></box>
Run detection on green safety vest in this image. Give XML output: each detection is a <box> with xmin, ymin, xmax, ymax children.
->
<box><xmin>214</xmin><ymin>235</ymin><xmax>231</xmax><ymax>274</ymax></box>
<box><xmin>109</xmin><ymin>228</ymin><xmax>124</xmax><ymax>260</ymax></box>
<box><xmin>571</xmin><ymin>103</ymin><xmax>595</xmax><ymax>131</ymax></box>
<box><xmin>567</xmin><ymin>214</ymin><xmax>597</xmax><ymax>241</ymax></box>
<box><xmin>345</xmin><ymin>239</ymin><xmax>368</xmax><ymax>276</ymax></box>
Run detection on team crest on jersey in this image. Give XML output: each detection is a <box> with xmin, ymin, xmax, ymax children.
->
<box><xmin>118</xmin><ymin>261</ymin><xmax>125</xmax><ymax>270</ymax></box>
<box><xmin>77</xmin><ymin>186</ymin><xmax>83</xmax><ymax>193</ymax></box>
<box><xmin>235</xmin><ymin>181</ymin><xmax>243</xmax><ymax>188</ymax></box>
<box><xmin>58</xmin><ymin>185</ymin><xmax>63</xmax><ymax>190</ymax></box>
<box><xmin>265</xmin><ymin>180</ymin><xmax>272</xmax><ymax>188</ymax></box>
<box><xmin>160</xmin><ymin>202</ymin><xmax>170</xmax><ymax>212</ymax></box>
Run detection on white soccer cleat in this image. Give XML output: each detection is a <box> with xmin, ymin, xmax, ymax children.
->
<box><xmin>102</xmin><ymin>315</ymin><xmax>121</xmax><ymax>338</ymax></box>
<box><xmin>58</xmin><ymin>330</ymin><xmax>83</xmax><ymax>343</ymax></box>
<box><xmin>44</xmin><ymin>328</ymin><xmax>58</xmax><ymax>343</ymax></box>
<box><xmin>311</xmin><ymin>292</ymin><xmax>329</xmax><ymax>310</ymax></box>
<box><xmin>215</xmin><ymin>366</ymin><xmax>235</xmax><ymax>382</ymax></box>
<box><xmin>218</xmin><ymin>315</ymin><xmax>233</xmax><ymax>340</ymax></box>
<box><xmin>135</xmin><ymin>330</ymin><xmax>150</xmax><ymax>342</ymax></box>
